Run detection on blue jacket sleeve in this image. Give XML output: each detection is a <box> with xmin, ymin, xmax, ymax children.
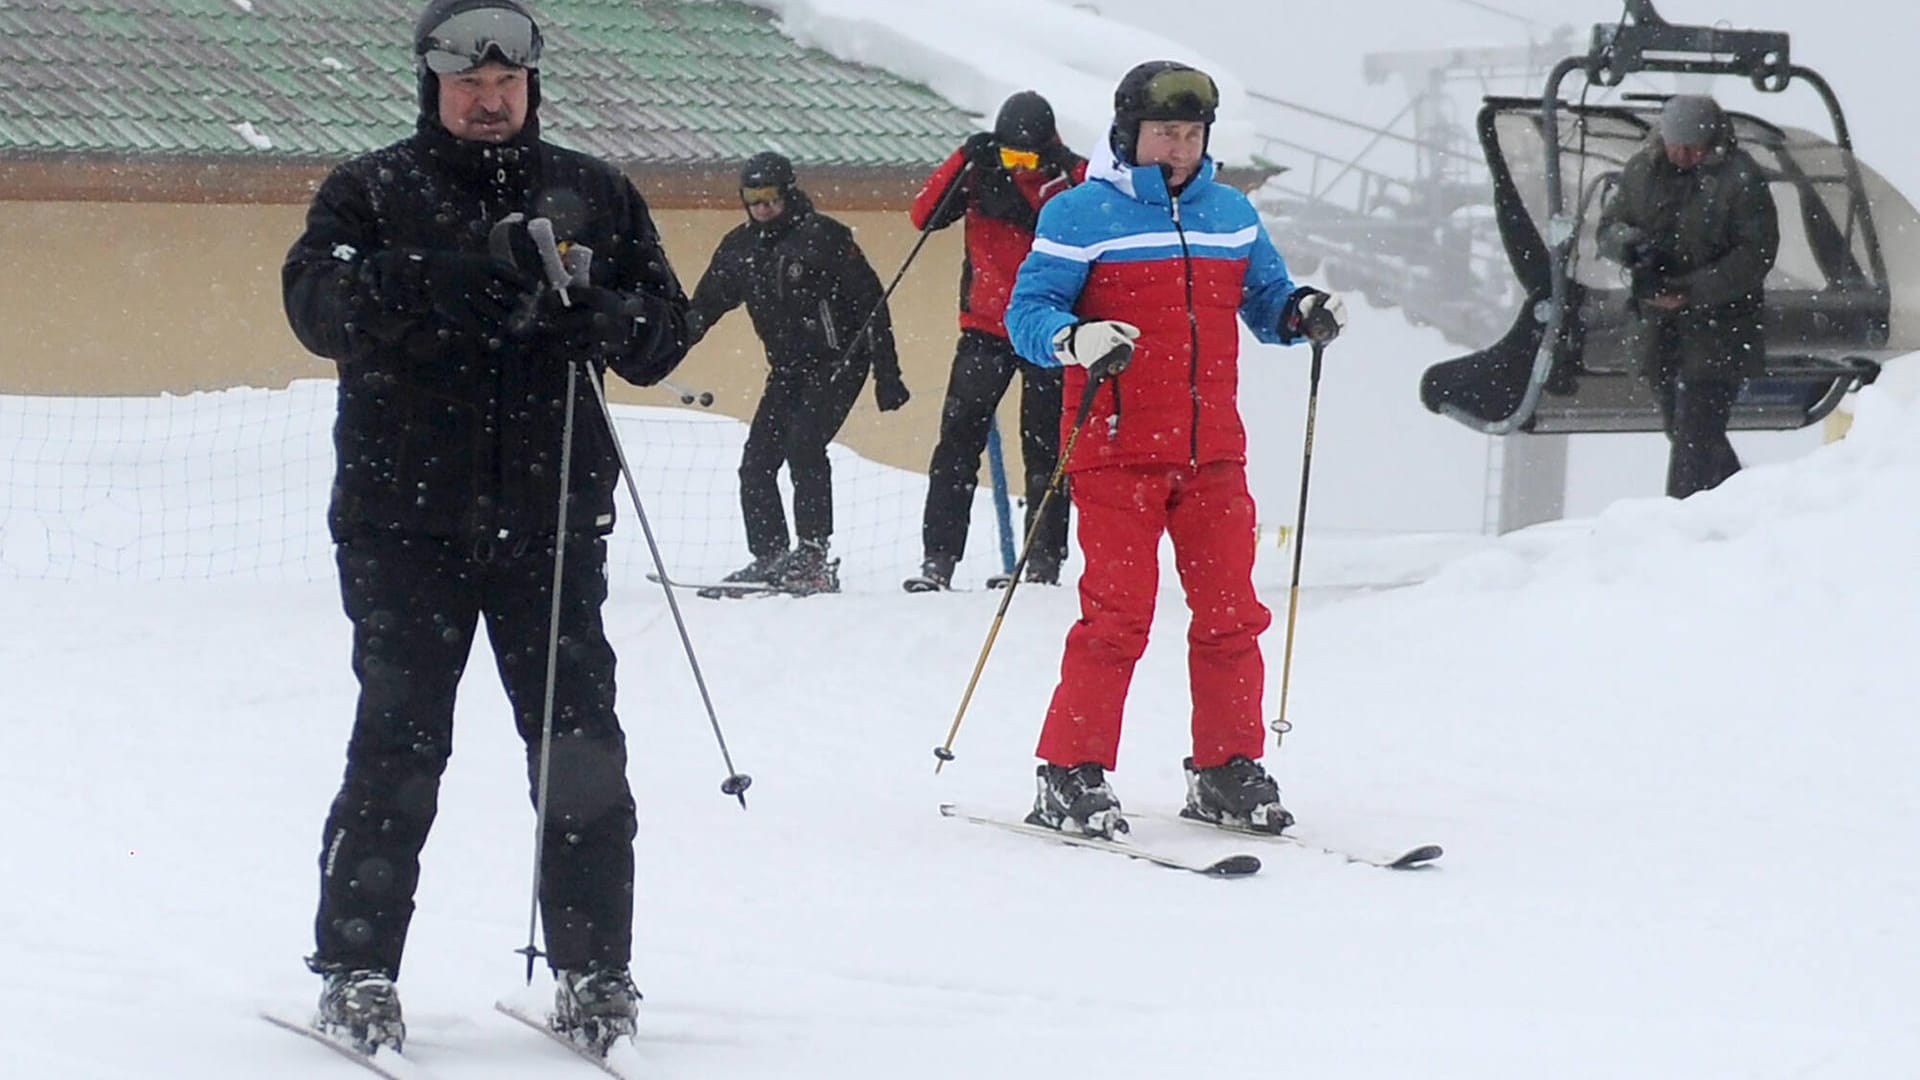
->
<box><xmin>1240</xmin><ymin>222</ymin><xmax>1300</xmax><ymax>346</ymax></box>
<box><xmin>1005</xmin><ymin>198</ymin><xmax>1092</xmax><ymax>368</ymax></box>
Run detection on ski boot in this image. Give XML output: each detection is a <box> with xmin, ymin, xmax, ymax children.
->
<box><xmin>903</xmin><ymin>554</ymin><xmax>956</xmax><ymax>593</ymax></box>
<box><xmin>1025</xmin><ymin>762</ymin><xmax>1127</xmax><ymax>839</ymax></box>
<box><xmin>313</xmin><ymin>968</ymin><xmax>405</xmax><ymax>1055</ymax></box>
<box><xmin>698</xmin><ymin>550</ymin><xmax>787</xmax><ymax>599</ymax></box>
<box><xmin>552</xmin><ymin>965</ymin><xmax>641</xmax><ymax>1055</ymax></box>
<box><xmin>987</xmin><ymin>558</ymin><xmax>1061</xmax><ymax>589</ymax></box>
<box><xmin>777</xmin><ymin>538</ymin><xmax>840</xmax><ymax>596</ymax></box>
<box><xmin>1182</xmin><ymin>755</ymin><xmax>1294</xmax><ymax>833</ymax></box>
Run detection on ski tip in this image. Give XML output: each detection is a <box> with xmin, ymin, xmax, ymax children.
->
<box><xmin>937</xmin><ymin>802</ymin><xmax>960</xmax><ymax>818</ymax></box>
<box><xmin>1206</xmin><ymin>854</ymin><xmax>1263</xmax><ymax>877</ymax></box>
<box><xmin>1388</xmin><ymin>844</ymin><xmax>1445</xmax><ymax>869</ymax></box>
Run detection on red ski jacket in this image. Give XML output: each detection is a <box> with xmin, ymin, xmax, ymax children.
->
<box><xmin>911</xmin><ymin>144</ymin><xmax>1085</xmax><ymax>339</ymax></box>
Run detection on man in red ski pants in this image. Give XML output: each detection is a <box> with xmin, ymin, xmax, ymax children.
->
<box><xmin>1005</xmin><ymin>61</ymin><xmax>1347</xmax><ymax>839</ymax></box>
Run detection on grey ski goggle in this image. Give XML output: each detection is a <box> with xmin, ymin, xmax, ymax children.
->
<box><xmin>418</xmin><ymin>7</ymin><xmax>543</xmax><ymax>75</ymax></box>
<box><xmin>1140</xmin><ymin>68</ymin><xmax>1218</xmax><ymax>122</ymax></box>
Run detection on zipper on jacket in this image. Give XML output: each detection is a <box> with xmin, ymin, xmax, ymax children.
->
<box><xmin>1170</xmin><ymin>196</ymin><xmax>1202</xmax><ymax>465</ymax></box>
<box><xmin>820</xmin><ymin>299</ymin><xmax>839</xmax><ymax>350</ymax></box>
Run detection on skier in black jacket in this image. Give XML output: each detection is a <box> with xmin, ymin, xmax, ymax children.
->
<box><xmin>280</xmin><ymin>0</ymin><xmax>688</xmax><ymax>1055</ymax></box>
<box><xmin>687</xmin><ymin>151</ymin><xmax>910</xmax><ymax>594</ymax></box>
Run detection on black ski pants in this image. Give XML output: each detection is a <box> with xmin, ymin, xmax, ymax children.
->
<box><xmin>739</xmin><ymin>356</ymin><xmax>867</xmax><ymax>559</ymax></box>
<box><xmin>921</xmin><ymin>329</ymin><xmax>1067</xmax><ymax>573</ymax></box>
<box><xmin>313</xmin><ymin>529</ymin><xmax>636</xmax><ymax>978</ymax></box>
<box><xmin>1652</xmin><ymin>364</ymin><xmax>1742</xmax><ymax>499</ymax></box>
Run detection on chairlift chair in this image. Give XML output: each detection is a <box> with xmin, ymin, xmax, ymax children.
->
<box><xmin>1420</xmin><ymin>0</ymin><xmax>1919</xmax><ymax>435</ymax></box>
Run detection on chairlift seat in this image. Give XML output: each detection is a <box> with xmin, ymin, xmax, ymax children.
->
<box><xmin>1422</xmin><ymin>88</ymin><xmax>1917</xmax><ymax>435</ymax></box>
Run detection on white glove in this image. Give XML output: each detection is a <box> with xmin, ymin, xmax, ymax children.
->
<box><xmin>1051</xmin><ymin>320</ymin><xmax>1141</xmax><ymax>368</ymax></box>
<box><xmin>1293</xmin><ymin>290</ymin><xmax>1347</xmax><ymax>344</ymax></box>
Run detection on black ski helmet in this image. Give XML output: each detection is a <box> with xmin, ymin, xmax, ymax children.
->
<box><xmin>1110</xmin><ymin>60</ymin><xmax>1218</xmax><ymax>164</ymax></box>
<box><xmin>411</xmin><ymin>0</ymin><xmax>543</xmax><ymax>119</ymax></box>
<box><xmin>993</xmin><ymin>91</ymin><xmax>1057</xmax><ymax>152</ymax></box>
<box><xmin>739</xmin><ymin>150</ymin><xmax>797</xmax><ymax>193</ymax></box>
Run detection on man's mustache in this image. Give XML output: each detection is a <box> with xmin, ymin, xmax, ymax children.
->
<box><xmin>467</xmin><ymin>108</ymin><xmax>513</xmax><ymax>124</ymax></box>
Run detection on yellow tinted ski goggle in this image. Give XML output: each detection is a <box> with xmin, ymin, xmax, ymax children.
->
<box><xmin>1142</xmin><ymin>67</ymin><xmax>1219</xmax><ymax>117</ymax></box>
<box><xmin>998</xmin><ymin>146</ymin><xmax>1041</xmax><ymax>171</ymax></box>
<box><xmin>740</xmin><ymin>185</ymin><xmax>784</xmax><ymax>207</ymax></box>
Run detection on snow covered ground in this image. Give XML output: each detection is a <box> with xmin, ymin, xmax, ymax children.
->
<box><xmin>5</xmin><ymin>370</ymin><xmax>1919</xmax><ymax>1078</ymax></box>
<box><xmin>4</xmin><ymin>2</ymin><xmax>1917</xmax><ymax>1076</ymax></box>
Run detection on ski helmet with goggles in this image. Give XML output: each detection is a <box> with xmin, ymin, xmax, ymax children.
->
<box><xmin>411</xmin><ymin>0</ymin><xmax>543</xmax><ymax>119</ymax></box>
<box><xmin>414</xmin><ymin>0</ymin><xmax>542</xmax><ymax>74</ymax></box>
<box><xmin>1111</xmin><ymin>61</ymin><xmax>1218</xmax><ymax>164</ymax></box>
<box><xmin>739</xmin><ymin>150</ymin><xmax>797</xmax><ymax>207</ymax></box>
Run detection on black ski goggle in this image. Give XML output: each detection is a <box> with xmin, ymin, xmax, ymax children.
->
<box><xmin>1140</xmin><ymin>67</ymin><xmax>1218</xmax><ymax>120</ymax></box>
<box><xmin>741</xmin><ymin>185</ymin><xmax>784</xmax><ymax>207</ymax></box>
<box><xmin>419</xmin><ymin>7</ymin><xmax>543</xmax><ymax>75</ymax></box>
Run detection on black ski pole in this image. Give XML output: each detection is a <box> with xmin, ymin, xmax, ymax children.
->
<box><xmin>933</xmin><ymin>346</ymin><xmax>1131</xmax><ymax>772</ymax></box>
<box><xmin>583</xmin><ymin>364</ymin><xmax>753</xmax><ymax>807</ymax></box>
<box><xmin>524</xmin><ymin>221</ymin><xmax>753</xmax><ymax>808</ymax></box>
<box><xmin>516</xmin><ymin>354</ymin><xmax>580</xmax><ymax>985</ymax></box>
<box><xmin>1270</xmin><ymin>339</ymin><xmax>1327</xmax><ymax>749</ymax></box>
<box><xmin>829</xmin><ymin>160</ymin><xmax>974</xmax><ymax>373</ymax></box>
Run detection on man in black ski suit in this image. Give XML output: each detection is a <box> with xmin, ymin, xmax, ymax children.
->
<box><xmin>686</xmin><ymin>151</ymin><xmax>909</xmax><ymax>595</ymax></box>
<box><xmin>280</xmin><ymin>0</ymin><xmax>689</xmax><ymax>1055</ymax></box>
<box><xmin>1597</xmin><ymin>94</ymin><xmax>1779</xmax><ymax>498</ymax></box>
<box><xmin>904</xmin><ymin>92</ymin><xmax>1086</xmax><ymax>591</ymax></box>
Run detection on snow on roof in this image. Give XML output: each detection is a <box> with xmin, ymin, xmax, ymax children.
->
<box><xmin>751</xmin><ymin>0</ymin><xmax>1262</xmax><ymax>165</ymax></box>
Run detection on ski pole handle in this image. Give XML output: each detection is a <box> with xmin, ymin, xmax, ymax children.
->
<box><xmin>527</xmin><ymin>217</ymin><xmax>572</xmax><ymax>307</ymax></box>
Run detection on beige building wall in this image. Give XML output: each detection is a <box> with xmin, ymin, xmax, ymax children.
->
<box><xmin>0</xmin><ymin>200</ymin><xmax>1010</xmax><ymax>478</ymax></box>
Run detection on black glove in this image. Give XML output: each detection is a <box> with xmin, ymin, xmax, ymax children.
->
<box><xmin>1281</xmin><ymin>287</ymin><xmax>1347</xmax><ymax>344</ymax></box>
<box><xmin>874</xmin><ymin>371</ymin><xmax>910</xmax><ymax>412</ymax></box>
<box><xmin>534</xmin><ymin>284</ymin><xmax>648</xmax><ymax>358</ymax></box>
<box><xmin>367</xmin><ymin>250</ymin><xmax>532</xmax><ymax>338</ymax></box>
<box><xmin>1038</xmin><ymin>143</ymin><xmax>1081</xmax><ymax>178</ymax></box>
<box><xmin>962</xmin><ymin>131</ymin><xmax>999</xmax><ymax>168</ymax></box>
<box><xmin>1627</xmin><ymin>242</ymin><xmax>1671</xmax><ymax>275</ymax></box>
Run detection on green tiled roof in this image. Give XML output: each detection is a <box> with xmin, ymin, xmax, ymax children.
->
<box><xmin>0</xmin><ymin>0</ymin><xmax>973</xmax><ymax>167</ymax></box>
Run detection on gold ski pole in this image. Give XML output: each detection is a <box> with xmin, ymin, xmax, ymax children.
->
<box><xmin>933</xmin><ymin>347</ymin><xmax>1128</xmax><ymax>772</ymax></box>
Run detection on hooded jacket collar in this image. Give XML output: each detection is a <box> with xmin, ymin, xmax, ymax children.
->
<box><xmin>414</xmin><ymin>111</ymin><xmax>541</xmax><ymax>196</ymax></box>
<box><xmin>1087</xmin><ymin>137</ymin><xmax>1217</xmax><ymax>207</ymax></box>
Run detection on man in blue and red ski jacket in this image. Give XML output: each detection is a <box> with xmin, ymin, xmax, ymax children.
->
<box><xmin>1005</xmin><ymin>61</ymin><xmax>1347</xmax><ymax>840</ymax></box>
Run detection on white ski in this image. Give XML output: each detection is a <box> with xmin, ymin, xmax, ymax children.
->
<box><xmin>494</xmin><ymin>999</ymin><xmax>644</xmax><ymax>1078</ymax></box>
<box><xmin>1141</xmin><ymin>809</ymin><xmax>1443</xmax><ymax>869</ymax></box>
<box><xmin>260</xmin><ymin>1010</ymin><xmax>430</xmax><ymax>1079</ymax></box>
<box><xmin>643</xmin><ymin>571</ymin><xmax>785</xmax><ymax>595</ymax></box>
<box><xmin>938</xmin><ymin>803</ymin><xmax>1260</xmax><ymax>877</ymax></box>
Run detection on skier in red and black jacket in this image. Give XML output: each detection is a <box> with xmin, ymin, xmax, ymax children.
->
<box><xmin>903</xmin><ymin>91</ymin><xmax>1087</xmax><ymax>592</ymax></box>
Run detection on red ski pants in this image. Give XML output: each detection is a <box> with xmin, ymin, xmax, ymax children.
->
<box><xmin>1037</xmin><ymin>460</ymin><xmax>1272</xmax><ymax>771</ymax></box>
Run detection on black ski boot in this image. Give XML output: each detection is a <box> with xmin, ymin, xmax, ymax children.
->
<box><xmin>903</xmin><ymin>554</ymin><xmax>956</xmax><ymax>593</ymax></box>
<box><xmin>988</xmin><ymin>558</ymin><xmax>1062</xmax><ymax>589</ymax></box>
<box><xmin>313</xmin><ymin>968</ymin><xmax>405</xmax><ymax>1055</ymax></box>
<box><xmin>552</xmin><ymin>965</ymin><xmax>641</xmax><ymax>1055</ymax></box>
<box><xmin>698</xmin><ymin>550</ymin><xmax>787</xmax><ymax>598</ymax></box>
<box><xmin>1182</xmin><ymin>755</ymin><xmax>1293</xmax><ymax>833</ymax></box>
<box><xmin>1025</xmin><ymin>762</ymin><xmax>1127</xmax><ymax>839</ymax></box>
<box><xmin>778</xmin><ymin>539</ymin><xmax>840</xmax><ymax>595</ymax></box>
